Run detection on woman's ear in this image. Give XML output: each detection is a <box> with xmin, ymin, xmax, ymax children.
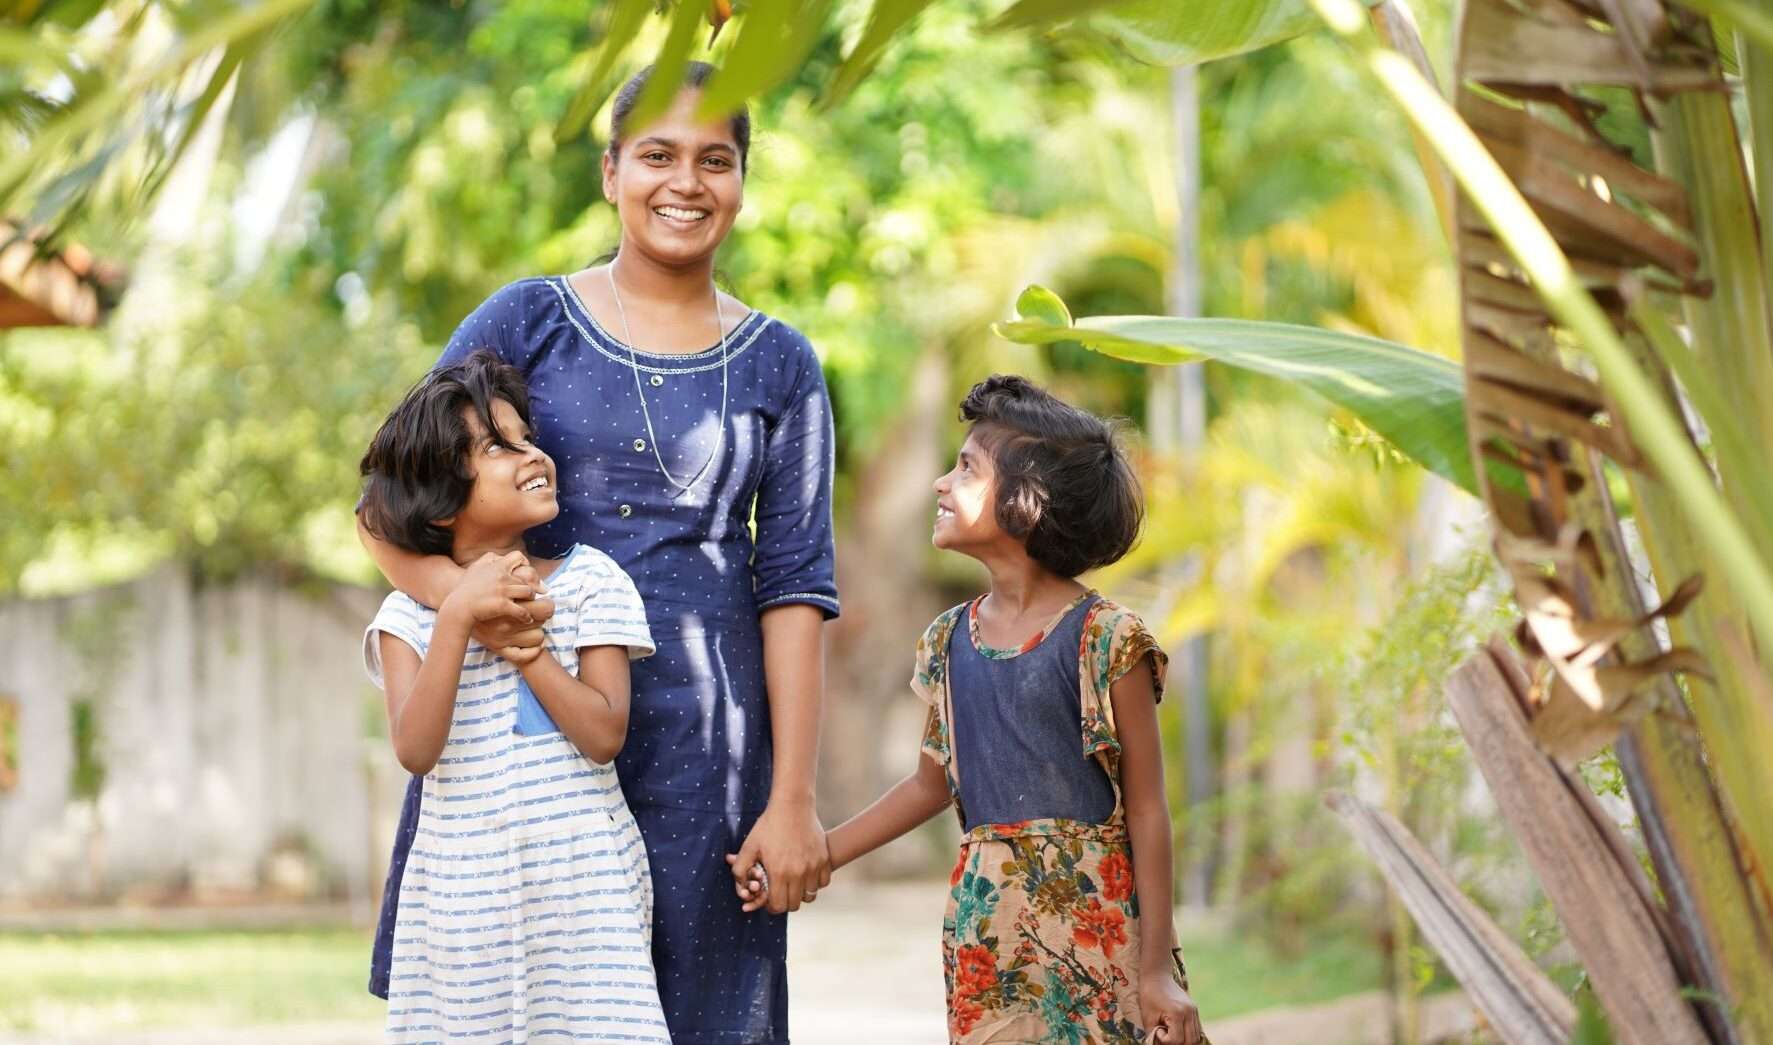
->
<box><xmin>602</xmin><ymin>151</ymin><xmax>617</xmax><ymax>203</ymax></box>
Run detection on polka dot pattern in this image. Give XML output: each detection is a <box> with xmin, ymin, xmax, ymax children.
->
<box><xmin>370</xmin><ymin>277</ymin><xmax>838</xmax><ymax>1044</ymax></box>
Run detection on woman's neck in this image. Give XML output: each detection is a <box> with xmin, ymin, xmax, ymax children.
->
<box><xmin>609</xmin><ymin>248</ymin><xmax>717</xmax><ymax>309</ymax></box>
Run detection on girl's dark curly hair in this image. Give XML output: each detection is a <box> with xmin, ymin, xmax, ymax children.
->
<box><xmin>358</xmin><ymin>350</ymin><xmax>535</xmax><ymax>556</ymax></box>
<box><xmin>959</xmin><ymin>374</ymin><xmax>1143</xmax><ymax>578</ymax></box>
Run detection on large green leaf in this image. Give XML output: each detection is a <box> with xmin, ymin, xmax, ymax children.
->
<box><xmin>987</xmin><ymin>0</ymin><xmax>1375</xmax><ymax>67</ymax></box>
<box><xmin>1094</xmin><ymin>0</ymin><xmax>1350</xmax><ymax>67</ymax></box>
<box><xmin>993</xmin><ymin>285</ymin><xmax>1477</xmax><ymax>494</ymax></box>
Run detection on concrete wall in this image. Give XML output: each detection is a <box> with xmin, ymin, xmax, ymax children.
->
<box><xmin>0</xmin><ymin>566</ymin><xmax>401</xmax><ymax>904</ymax></box>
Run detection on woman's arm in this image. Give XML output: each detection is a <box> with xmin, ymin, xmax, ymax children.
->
<box><xmin>357</xmin><ymin>513</ymin><xmax>552</xmax><ymax>654</ymax></box>
<box><xmin>1112</xmin><ymin>654</ymin><xmax>1204</xmax><ymax>1045</ymax></box>
<box><xmin>520</xmin><ymin>645</ymin><xmax>632</xmax><ymax>764</ymax></box>
<box><xmin>729</xmin><ymin>603</ymin><xmax>831</xmax><ymax>914</ymax></box>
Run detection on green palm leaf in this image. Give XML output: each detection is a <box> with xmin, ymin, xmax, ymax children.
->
<box><xmin>993</xmin><ymin>285</ymin><xmax>1477</xmax><ymax>494</ymax></box>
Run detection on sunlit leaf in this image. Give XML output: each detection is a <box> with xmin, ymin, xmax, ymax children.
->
<box><xmin>995</xmin><ymin>284</ymin><xmax>1476</xmax><ymax>494</ymax></box>
<box><xmin>1095</xmin><ymin>0</ymin><xmax>1373</xmax><ymax>67</ymax></box>
<box><xmin>553</xmin><ymin>0</ymin><xmax>651</xmax><ymax>146</ymax></box>
<box><xmin>988</xmin><ymin>0</ymin><xmax>1139</xmax><ymax>31</ymax></box>
<box><xmin>697</xmin><ymin>0</ymin><xmax>832</xmax><ymax>121</ymax></box>
<box><xmin>824</xmin><ymin>0</ymin><xmax>940</xmax><ymax>104</ymax></box>
<box><xmin>627</xmin><ymin>0</ymin><xmax>718</xmax><ymax>132</ymax></box>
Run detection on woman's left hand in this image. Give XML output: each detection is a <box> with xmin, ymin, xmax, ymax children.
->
<box><xmin>732</xmin><ymin>797</ymin><xmax>830</xmax><ymax>914</ymax></box>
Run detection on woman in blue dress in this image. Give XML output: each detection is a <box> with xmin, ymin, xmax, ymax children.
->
<box><xmin>358</xmin><ymin>62</ymin><xmax>836</xmax><ymax>1043</ymax></box>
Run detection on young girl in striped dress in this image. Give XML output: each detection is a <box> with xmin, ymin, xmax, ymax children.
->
<box><xmin>742</xmin><ymin>376</ymin><xmax>1206</xmax><ymax>1044</ymax></box>
<box><xmin>359</xmin><ymin>350</ymin><xmax>667</xmax><ymax>1043</ymax></box>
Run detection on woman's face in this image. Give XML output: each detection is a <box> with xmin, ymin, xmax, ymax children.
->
<box><xmin>603</xmin><ymin>89</ymin><xmax>744</xmax><ymax>269</ymax></box>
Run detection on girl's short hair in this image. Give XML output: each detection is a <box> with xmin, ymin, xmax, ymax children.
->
<box><xmin>359</xmin><ymin>350</ymin><xmax>534</xmax><ymax>556</ymax></box>
<box><xmin>960</xmin><ymin>375</ymin><xmax>1143</xmax><ymax>578</ymax></box>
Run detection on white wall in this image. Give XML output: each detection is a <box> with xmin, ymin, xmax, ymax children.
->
<box><xmin>0</xmin><ymin>566</ymin><xmax>401</xmax><ymax>904</ymax></box>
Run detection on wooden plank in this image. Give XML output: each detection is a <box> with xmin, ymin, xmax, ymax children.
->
<box><xmin>1327</xmin><ymin>791</ymin><xmax>1575</xmax><ymax>1043</ymax></box>
<box><xmin>1446</xmin><ymin>639</ymin><xmax>1711</xmax><ymax>1045</ymax></box>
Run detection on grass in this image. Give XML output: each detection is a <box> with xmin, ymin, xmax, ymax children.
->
<box><xmin>0</xmin><ymin>926</ymin><xmax>385</xmax><ymax>1035</ymax></box>
<box><xmin>1179</xmin><ymin>925</ymin><xmax>1385</xmax><ymax>1020</ymax></box>
<box><xmin>0</xmin><ymin>918</ymin><xmax>1386</xmax><ymax>1035</ymax></box>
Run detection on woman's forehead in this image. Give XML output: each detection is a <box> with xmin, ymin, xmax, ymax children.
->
<box><xmin>625</xmin><ymin>91</ymin><xmax>739</xmax><ymax>149</ymax></box>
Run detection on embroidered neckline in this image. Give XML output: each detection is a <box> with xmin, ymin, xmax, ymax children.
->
<box><xmin>555</xmin><ymin>274</ymin><xmax>767</xmax><ymax>362</ymax></box>
<box><xmin>966</xmin><ymin>590</ymin><xmax>1096</xmax><ymax>660</ymax></box>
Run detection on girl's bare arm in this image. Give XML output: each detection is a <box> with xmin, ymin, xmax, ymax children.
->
<box><xmin>1113</xmin><ymin>654</ymin><xmax>1204</xmax><ymax>1044</ymax></box>
<box><xmin>518</xmin><ymin>645</ymin><xmax>633</xmax><ymax>765</ymax></box>
<box><xmin>826</xmin><ymin>751</ymin><xmax>953</xmax><ymax>870</ymax></box>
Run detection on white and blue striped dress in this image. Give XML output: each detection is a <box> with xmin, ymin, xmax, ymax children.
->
<box><xmin>364</xmin><ymin>543</ymin><xmax>669</xmax><ymax>1043</ymax></box>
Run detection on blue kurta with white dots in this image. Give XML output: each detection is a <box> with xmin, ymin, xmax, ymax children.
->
<box><xmin>369</xmin><ymin>276</ymin><xmax>840</xmax><ymax>1045</ymax></box>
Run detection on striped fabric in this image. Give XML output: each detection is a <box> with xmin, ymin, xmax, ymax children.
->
<box><xmin>365</xmin><ymin>544</ymin><xmax>669</xmax><ymax>1043</ymax></box>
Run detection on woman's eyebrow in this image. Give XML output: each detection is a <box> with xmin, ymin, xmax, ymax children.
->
<box><xmin>634</xmin><ymin>136</ymin><xmax>678</xmax><ymax>150</ymax></box>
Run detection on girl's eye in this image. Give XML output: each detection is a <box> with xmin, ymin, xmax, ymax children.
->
<box><xmin>643</xmin><ymin>151</ymin><xmax>670</xmax><ymax>163</ymax></box>
<box><xmin>704</xmin><ymin>157</ymin><xmax>730</xmax><ymax>169</ymax></box>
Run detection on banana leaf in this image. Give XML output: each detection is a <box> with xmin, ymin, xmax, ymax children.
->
<box><xmin>994</xmin><ymin>285</ymin><xmax>1477</xmax><ymax>494</ymax></box>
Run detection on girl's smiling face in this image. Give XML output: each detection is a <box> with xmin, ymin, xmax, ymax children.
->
<box><xmin>451</xmin><ymin>398</ymin><xmax>559</xmax><ymax>534</ymax></box>
<box><xmin>602</xmin><ymin>89</ymin><xmax>744</xmax><ymax>269</ymax></box>
<box><xmin>932</xmin><ymin>429</ymin><xmax>1005</xmax><ymax>552</ymax></box>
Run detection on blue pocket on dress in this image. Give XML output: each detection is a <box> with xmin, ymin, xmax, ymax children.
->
<box><xmin>513</xmin><ymin>678</ymin><xmax>562</xmax><ymax>736</ymax></box>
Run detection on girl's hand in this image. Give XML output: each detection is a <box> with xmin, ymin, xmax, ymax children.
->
<box><xmin>1141</xmin><ymin>976</ymin><xmax>1203</xmax><ymax>1045</ymax></box>
<box><xmin>445</xmin><ymin>552</ymin><xmax>551</xmax><ymax>660</ymax></box>
<box><xmin>730</xmin><ymin>800</ymin><xmax>831</xmax><ymax>914</ymax></box>
<box><xmin>724</xmin><ymin>853</ymin><xmax>771</xmax><ymax>913</ymax></box>
<box><xmin>470</xmin><ymin>594</ymin><xmax>553</xmax><ymax>665</ymax></box>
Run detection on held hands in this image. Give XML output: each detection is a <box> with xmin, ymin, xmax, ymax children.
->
<box><xmin>724</xmin><ymin>800</ymin><xmax>831</xmax><ymax>914</ymax></box>
<box><xmin>446</xmin><ymin>551</ymin><xmax>554</xmax><ymax>666</ymax></box>
<box><xmin>1141</xmin><ymin>975</ymin><xmax>1204</xmax><ymax>1045</ymax></box>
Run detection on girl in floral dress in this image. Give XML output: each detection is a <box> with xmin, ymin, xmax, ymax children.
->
<box><xmin>738</xmin><ymin>375</ymin><xmax>1206</xmax><ymax>1044</ymax></box>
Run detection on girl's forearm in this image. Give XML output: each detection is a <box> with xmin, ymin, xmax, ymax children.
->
<box><xmin>358</xmin><ymin>512</ymin><xmax>465</xmax><ymax>610</ymax></box>
<box><xmin>1127</xmin><ymin>803</ymin><xmax>1179</xmax><ymax>971</ymax></box>
<box><xmin>392</xmin><ymin>609</ymin><xmax>473</xmax><ymax>774</ymax></box>
<box><xmin>759</xmin><ymin>604</ymin><xmax>824</xmax><ymax>806</ymax></box>
<box><xmin>520</xmin><ymin>655</ymin><xmax>627</xmax><ymax>764</ymax></box>
<box><xmin>827</xmin><ymin>761</ymin><xmax>952</xmax><ymax>870</ymax></box>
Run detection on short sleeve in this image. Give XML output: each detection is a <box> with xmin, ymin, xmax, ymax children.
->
<box><xmin>751</xmin><ymin>332</ymin><xmax>840</xmax><ymax>619</ymax></box>
<box><xmin>573</xmin><ymin>547</ymin><xmax>656</xmax><ymax>660</ymax></box>
<box><xmin>911</xmin><ymin>607</ymin><xmax>965</xmax><ymax>767</ymax></box>
<box><xmin>1104</xmin><ymin>610</ymin><xmax>1168</xmax><ymax>702</ymax></box>
<box><xmin>363</xmin><ymin>592</ymin><xmax>434</xmax><ymax>690</ymax></box>
<box><xmin>1078</xmin><ymin>602</ymin><xmax>1167</xmax><ymax>762</ymax></box>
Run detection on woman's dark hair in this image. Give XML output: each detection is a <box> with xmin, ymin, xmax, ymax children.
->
<box><xmin>359</xmin><ymin>350</ymin><xmax>535</xmax><ymax>556</ymax></box>
<box><xmin>959</xmin><ymin>375</ymin><xmax>1144</xmax><ymax>578</ymax></box>
<box><xmin>607</xmin><ymin>61</ymin><xmax>751</xmax><ymax>174</ymax></box>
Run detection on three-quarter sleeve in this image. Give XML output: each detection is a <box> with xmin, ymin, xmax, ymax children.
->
<box><xmin>751</xmin><ymin>339</ymin><xmax>841</xmax><ymax>619</ymax></box>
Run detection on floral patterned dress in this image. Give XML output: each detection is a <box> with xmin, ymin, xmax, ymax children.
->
<box><xmin>912</xmin><ymin>592</ymin><xmax>1193</xmax><ymax>1044</ymax></box>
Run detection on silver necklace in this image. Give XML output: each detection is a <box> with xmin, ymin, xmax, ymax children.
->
<box><xmin>607</xmin><ymin>266</ymin><xmax>730</xmax><ymax>494</ymax></box>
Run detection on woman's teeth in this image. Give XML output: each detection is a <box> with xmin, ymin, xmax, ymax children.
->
<box><xmin>654</xmin><ymin>206</ymin><xmax>708</xmax><ymax>222</ymax></box>
<box><xmin>522</xmin><ymin>476</ymin><xmax>548</xmax><ymax>492</ymax></box>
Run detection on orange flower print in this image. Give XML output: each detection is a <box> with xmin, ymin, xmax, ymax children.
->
<box><xmin>1099</xmin><ymin>850</ymin><xmax>1134</xmax><ymax>903</ymax></box>
<box><xmin>955</xmin><ymin>944</ymin><xmax>997</xmax><ymax>998</ymax></box>
<box><xmin>1072</xmin><ymin>898</ymin><xmax>1129</xmax><ymax>959</ymax></box>
<box><xmin>951</xmin><ymin>994</ymin><xmax>985</xmax><ymax>1036</ymax></box>
<box><xmin>950</xmin><ymin>853</ymin><xmax>966</xmax><ymax>888</ymax></box>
